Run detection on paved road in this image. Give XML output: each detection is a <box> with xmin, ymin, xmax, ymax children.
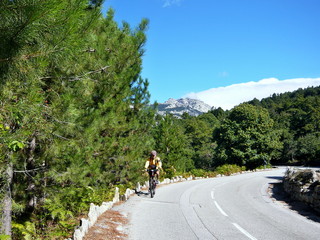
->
<box><xmin>115</xmin><ymin>168</ymin><xmax>320</xmax><ymax>240</ymax></box>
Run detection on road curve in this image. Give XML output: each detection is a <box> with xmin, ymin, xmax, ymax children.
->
<box><xmin>115</xmin><ymin>168</ymin><xmax>320</xmax><ymax>240</ymax></box>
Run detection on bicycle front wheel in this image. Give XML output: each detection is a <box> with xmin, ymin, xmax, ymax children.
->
<box><xmin>149</xmin><ymin>178</ymin><xmax>154</xmax><ymax>198</ymax></box>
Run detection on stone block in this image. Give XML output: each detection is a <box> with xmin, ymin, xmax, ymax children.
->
<box><xmin>73</xmin><ymin>229</ymin><xmax>84</xmax><ymax>240</ymax></box>
<box><xmin>162</xmin><ymin>178</ymin><xmax>170</xmax><ymax>184</ymax></box>
<box><xmin>79</xmin><ymin>218</ymin><xmax>90</xmax><ymax>235</ymax></box>
<box><xmin>121</xmin><ymin>188</ymin><xmax>133</xmax><ymax>201</ymax></box>
<box><xmin>100</xmin><ymin>201</ymin><xmax>113</xmax><ymax>213</ymax></box>
<box><xmin>135</xmin><ymin>182</ymin><xmax>141</xmax><ymax>192</ymax></box>
<box><xmin>88</xmin><ymin>203</ymin><xmax>98</xmax><ymax>227</ymax></box>
<box><xmin>113</xmin><ymin>187</ymin><xmax>120</xmax><ymax>203</ymax></box>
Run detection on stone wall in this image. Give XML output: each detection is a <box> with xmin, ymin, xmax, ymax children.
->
<box><xmin>283</xmin><ymin>168</ymin><xmax>320</xmax><ymax>213</ymax></box>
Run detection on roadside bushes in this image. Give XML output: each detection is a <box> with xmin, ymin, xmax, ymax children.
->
<box><xmin>215</xmin><ymin>164</ymin><xmax>246</xmax><ymax>176</ymax></box>
<box><xmin>189</xmin><ymin>164</ymin><xmax>246</xmax><ymax>178</ymax></box>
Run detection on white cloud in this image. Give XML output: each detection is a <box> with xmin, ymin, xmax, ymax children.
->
<box><xmin>184</xmin><ymin>77</ymin><xmax>320</xmax><ymax>110</ymax></box>
<box><xmin>162</xmin><ymin>0</ymin><xmax>183</xmax><ymax>8</ymax></box>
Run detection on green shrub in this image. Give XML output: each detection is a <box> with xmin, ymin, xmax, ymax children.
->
<box><xmin>189</xmin><ymin>169</ymin><xmax>217</xmax><ymax>178</ymax></box>
<box><xmin>12</xmin><ymin>221</ymin><xmax>36</xmax><ymax>240</ymax></box>
<box><xmin>163</xmin><ymin>166</ymin><xmax>177</xmax><ymax>179</ymax></box>
<box><xmin>206</xmin><ymin>171</ymin><xmax>218</xmax><ymax>178</ymax></box>
<box><xmin>0</xmin><ymin>235</ymin><xmax>10</xmax><ymax>240</ymax></box>
<box><xmin>215</xmin><ymin>164</ymin><xmax>245</xmax><ymax>176</ymax></box>
<box><xmin>190</xmin><ymin>169</ymin><xmax>207</xmax><ymax>177</ymax></box>
<box><xmin>256</xmin><ymin>164</ymin><xmax>272</xmax><ymax>169</ymax></box>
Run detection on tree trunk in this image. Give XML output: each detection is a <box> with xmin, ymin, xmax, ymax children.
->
<box><xmin>1</xmin><ymin>161</ymin><xmax>13</xmax><ymax>236</ymax></box>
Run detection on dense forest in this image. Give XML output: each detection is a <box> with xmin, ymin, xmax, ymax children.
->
<box><xmin>0</xmin><ymin>1</ymin><xmax>319</xmax><ymax>239</ymax></box>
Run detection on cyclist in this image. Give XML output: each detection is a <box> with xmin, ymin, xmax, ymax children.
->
<box><xmin>145</xmin><ymin>150</ymin><xmax>162</xmax><ymax>183</ymax></box>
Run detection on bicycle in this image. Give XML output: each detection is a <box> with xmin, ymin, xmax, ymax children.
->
<box><xmin>147</xmin><ymin>168</ymin><xmax>158</xmax><ymax>198</ymax></box>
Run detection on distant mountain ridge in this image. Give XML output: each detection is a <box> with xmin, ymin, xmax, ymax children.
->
<box><xmin>156</xmin><ymin>98</ymin><xmax>212</xmax><ymax>117</ymax></box>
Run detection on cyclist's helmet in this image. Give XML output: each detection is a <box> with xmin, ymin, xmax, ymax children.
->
<box><xmin>150</xmin><ymin>150</ymin><xmax>157</xmax><ymax>157</ymax></box>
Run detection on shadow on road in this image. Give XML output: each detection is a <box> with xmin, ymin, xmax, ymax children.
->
<box><xmin>136</xmin><ymin>190</ymin><xmax>151</xmax><ymax>198</ymax></box>
<box><xmin>270</xmin><ymin>182</ymin><xmax>320</xmax><ymax>223</ymax></box>
<box><xmin>266</xmin><ymin>176</ymin><xmax>284</xmax><ymax>181</ymax></box>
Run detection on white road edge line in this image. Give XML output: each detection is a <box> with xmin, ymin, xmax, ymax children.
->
<box><xmin>214</xmin><ymin>201</ymin><xmax>228</xmax><ymax>217</ymax></box>
<box><xmin>232</xmin><ymin>223</ymin><xmax>257</xmax><ymax>240</ymax></box>
<box><xmin>211</xmin><ymin>190</ymin><xmax>215</xmax><ymax>199</ymax></box>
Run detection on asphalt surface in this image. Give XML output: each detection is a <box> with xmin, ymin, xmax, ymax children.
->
<box><xmin>114</xmin><ymin>167</ymin><xmax>320</xmax><ymax>240</ymax></box>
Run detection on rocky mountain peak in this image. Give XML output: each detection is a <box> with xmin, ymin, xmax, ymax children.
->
<box><xmin>157</xmin><ymin>98</ymin><xmax>212</xmax><ymax>117</ymax></box>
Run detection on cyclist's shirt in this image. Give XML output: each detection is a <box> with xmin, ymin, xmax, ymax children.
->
<box><xmin>145</xmin><ymin>157</ymin><xmax>162</xmax><ymax>170</ymax></box>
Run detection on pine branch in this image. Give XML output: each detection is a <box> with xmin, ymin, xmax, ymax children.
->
<box><xmin>14</xmin><ymin>167</ymin><xmax>46</xmax><ymax>173</ymax></box>
<box><xmin>0</xmin><ymin>49</ymin><xmax>63</xmax><ymax>62</ymax></box>
<box><xmin>52</xmin><ymin>118</ymin><xmax>75</xmax><ymax>125</ymax></box>
<box><xmin>9</xmin><ymin>5</ymin><xmax>54</xmax><ymax>46</ymax></box>
<box><xmin>40</xmin><ymin>65</ymin><xmax>110</xmax><ymax>81</ymax></box>
<box><xmin>68</xmin><ymin>65</ymin><xmax>110</xmax><ymax>81</ymax></box>
<box><xmin>0</xmin><ymin>57</ymin><xmax>10</xmax><ymax>62</ymax></box>
<box><xmin>52</xmin><ymin>133</ymin><xmax>70</xmax><ymax>140</ymax></box>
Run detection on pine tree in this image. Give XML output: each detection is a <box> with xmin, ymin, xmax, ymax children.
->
<box><xmin>1</xmin><ymin>0</ymin><xmax>156</xmax><ymax>237</ymax></box>
<box><xmin>183</xmin><ymin>115</ymin><xmax>218</xmax><ymax>170</ymax></box>
<box><xmin>153</xmin><ymin>114</ymin><xmax>194</xmax><ymax>174</ymax></box>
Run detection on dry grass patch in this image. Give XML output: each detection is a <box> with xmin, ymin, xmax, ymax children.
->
<box><xmin>83</xmin><ymin>210</ymin><xmax>128</xmax><ymax>240</ymax></box>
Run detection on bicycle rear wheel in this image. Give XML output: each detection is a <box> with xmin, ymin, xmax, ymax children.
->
<box><xmin>152</xmin><ymin>180</ymin><xmax>156</xmax><ymax>196</ymax></box>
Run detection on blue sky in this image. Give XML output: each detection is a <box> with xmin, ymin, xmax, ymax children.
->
<box><xmin>102</xmin><ymin>0</ymin><xmax>320</xmax><ymax>109</ymax></box>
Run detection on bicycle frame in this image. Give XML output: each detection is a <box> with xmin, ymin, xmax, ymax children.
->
<box><xmin>148</xmin><ymin>169</ymin><xmax>157</xmax><ymax>198</ymax></box>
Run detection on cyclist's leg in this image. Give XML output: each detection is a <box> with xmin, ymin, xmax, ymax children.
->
<box><xmin>155</xmin><ymin>169</ymin><xmax>160</xmax><ymax>184</ymax></box>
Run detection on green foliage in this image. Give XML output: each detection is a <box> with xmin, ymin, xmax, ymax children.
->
<box><xmin>214</xmin><ymin>104</ymin><xmax>281</xmax><ymax>169</ymax></box>
<box><xmin>189</xmin><ymin>165</ymin><xmax>245</xmax><ymax>178</ymax></box>
<box><xmin>12</xmin><ymin>221</ymin><xmax>36</xmax><ymax>240</ymax></box>
<box><xmin>190</xmin><ymin>168</ymin><xmax>207</xmax><ymax>177</ymax></box>
<box><xmin>1</xmin><ymin>1</ymin><xmax>154</xmax><ymax>238</ymax></box>
<box><xmin>162</xmin><ymin>166</ymin><xmax>176</xmax><ymax>179</ymax></box>
<box><xmin>183</xmin><ymin>114</ymin><xmax>218</xmax><ymax>170</ymax></box>
<box><xmin>0</xmin><ymin>235</ymin><xmax>10</xmax><ymax>240</ymax></box>
<box><xmin>297</xmin><ymin>133</ymin><xmax>320</xmax><ymax>165</ymax></box>
<box><xmin>256</xmin><ymin>164</ymin><xmax>272</xmax><ymax>169</ymax></box>
<box><xmin>8</xmin><ymin>141</ymin><xmax>25</xmax><ymax>152</ymax></box>
<box><xmin>248</xmin><ymin>86</ymin><xmax>320</xmax><ymax>165</ymax></box>
<box><xmin>215</xmin><ymin>164</ymin><xmax>245</xmax><ymax>176</ymax></box>
<box><xmin>153</xmin><ymin>114</ymin><xmax>194</xmax><ymax>173</ymax></box>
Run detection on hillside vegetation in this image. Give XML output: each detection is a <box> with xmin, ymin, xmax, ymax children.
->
<box><xmin>0</xmin><ymin>1</ymin><xmax>319</xmax><ymax>239</ymax></box>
